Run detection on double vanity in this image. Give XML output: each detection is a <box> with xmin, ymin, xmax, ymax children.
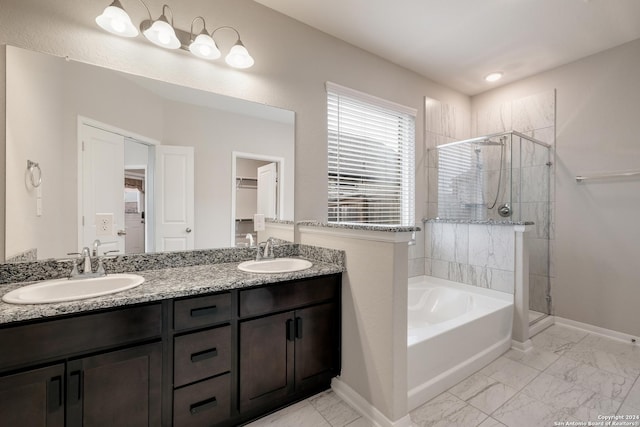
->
<box><xmin>0</xmin><ymin>244</ymin><xmax>344</xmax><ymax>426</ymax></box>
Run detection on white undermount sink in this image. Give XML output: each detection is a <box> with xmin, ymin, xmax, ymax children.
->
<box><xmin>238</xmin><ymin>258</ymin><xmax>313</xmax><ymax>274</ymax></box>
<box><xmin>1</xmin><ymin>274</ymin><xmax>145</xmax><ymax>305</ymax></box>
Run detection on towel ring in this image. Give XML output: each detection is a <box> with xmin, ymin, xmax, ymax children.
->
<box><xmin>27</xmin><ymin>160</ymin><xmax>42</xmax><ymax>188</ymax></box>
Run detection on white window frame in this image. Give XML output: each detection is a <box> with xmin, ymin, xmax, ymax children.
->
<box><xmin>327</xmin><ymin>82</ymin><xmax>416</xmax><ymax>226</ymax></box>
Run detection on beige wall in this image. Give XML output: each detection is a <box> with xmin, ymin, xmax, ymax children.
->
<box><xmin>472</xmin><ymin>39</ymin><xmax>640</xmax><ymax>336</ymax></box>
<box><xmin>0</xmin><ymin>0</ymin><xmax>470</xmax><ymax>236</ymax></box>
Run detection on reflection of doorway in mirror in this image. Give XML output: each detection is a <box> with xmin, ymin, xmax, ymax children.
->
<box><xmin>79</xmin><ymin>119</ymin><xmax>196</xmax><ymax>255</ymax></box>
<box><xmin>232</xmin><ymin>153</ymin><xmax>283</xmax><ymax>247</ymax></box>
<box><xmin>124</xmin><ymin>169</ymin><xmax>146</xmax><ymax>254</ymax></box>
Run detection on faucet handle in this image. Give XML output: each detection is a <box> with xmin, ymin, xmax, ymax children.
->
<box><xmin>64</xmin><ymin>256</ymin><xmax>81</xmax><ymax>278</ymax></box>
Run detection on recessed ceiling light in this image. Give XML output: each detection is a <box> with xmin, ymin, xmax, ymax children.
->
<box><xmin>485</xmin><ymin>72</ymin><xmax>503</xmax><ymax>82</ymax></box>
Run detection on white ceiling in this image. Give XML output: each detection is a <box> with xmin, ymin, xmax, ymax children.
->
<box><xmin>254</xmin><ymin>0</ymin><xmax>640</xmax><ymax>95</ymax></box>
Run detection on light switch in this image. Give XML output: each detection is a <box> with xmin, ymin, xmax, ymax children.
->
<box><xmin>254</xmin><ymin>214</ymin><xmax>265</xmax><ymax>231</ymax></box>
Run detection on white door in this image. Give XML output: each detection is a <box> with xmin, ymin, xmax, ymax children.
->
<box><xmin>257</xmin><ymin>163</ymin><xmax>278</xmax><ymax>219</ymax></box>
<box><xmin>81</xmin><ymin>125</ymin><xmax>125</xmax><ymax>255</ymax></box>
<box><xmin>155</xmin><ymin>145</ymin><xmax>195</xmax><ymax>251</ymax></box>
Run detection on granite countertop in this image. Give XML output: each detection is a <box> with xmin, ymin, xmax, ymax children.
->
<box><xmin>297</xmin><ymin>220</ymin><xmax>420</xmax><ymax>233</ymax></box>
<box><xmin>423</xmin><ymin>218</ymin><xmax>534</xmax><ymax>226</ymax></box>
<box><xmin>0</xmin><ymin>257</ymin><xmax>343</xmax><ymax>325</ymax></box>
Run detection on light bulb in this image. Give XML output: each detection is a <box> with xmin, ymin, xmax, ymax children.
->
<box><xmin>225</xmin><ymin>41</ymin><xmax>254</xmax><ymax>69</ymax></box>
<box><xmin>189</xmin><ymin>33</ymin><xmax>221</xmax><ymax>60</ymax></box>
<box><xmin>95</xmin><ymin>1</ymin><xmax>138</xmax><ymax>37</ymax></box>
<box><xmin>143</xmin><ymin>18</ymin><xmax>180</xmax><ymax>49</ymax></box>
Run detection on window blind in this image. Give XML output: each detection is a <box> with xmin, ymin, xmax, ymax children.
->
<box><xmin>327</xmin><ymin>82</ymin><xmax>415</xmax><ymax>226</ymax></box>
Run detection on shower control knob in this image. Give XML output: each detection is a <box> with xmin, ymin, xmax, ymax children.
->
<box><xmin>498</xmin><ymin>204</ymin><xmax>512</xmax><ymax>218</ymax></box>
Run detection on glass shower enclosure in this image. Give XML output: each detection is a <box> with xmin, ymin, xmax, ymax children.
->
<box><xmin>434</xmin><ymin>131</ymin><xmax>552</xmax><ymax>323</ymax></box>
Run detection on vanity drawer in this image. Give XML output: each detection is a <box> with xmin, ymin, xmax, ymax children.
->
<box><xmin>174</xmin><ymin>326</ymin><xmax>231</xmax><ymax>387</ymax></box>
<box><xmin>173</xmin><ymin>373</ymin><xmax>231</xmax><ymax>427</ymax></box>
<box><xmin>0</xmin><ymin>304</ymin><xmax>161</xmax><ymax>371</ymax></box>
<box><xmin>239</xmin><ymin>275</ymin><xmax>340</xmax><ymax>318</ymax></box>
<box><xmin>174</xmin><ymin>293</ymin><xmax>231</xmax><ymax>331</ymax></box>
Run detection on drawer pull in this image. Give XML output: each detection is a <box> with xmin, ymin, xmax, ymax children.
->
<box><xmin>68</xmin><ymin>371</ymin><xmax>82</xmax><ymax>404</ymax></box>
<box><xmin>190</xmin><ymin>397</ymin><xmax>217</xmax><ymax>414</ymax></box>
<box><xmin>295</xmin><ymin>317</ymin><xmax>303</xmax><ymax>339</ymax></box>
<box><xmin>190</xmin><ymin>348</ymin><xmax>218</xmax><ymax>363</ymax></box>
<box><xmin>286</xmin><ymin>319</ymin><xmax>295</xmax><ymax>341</ymax></box>
<box><xmin>190</xmin><ymin>306</ymin><xmax>217</xmax><ymax>317</ymax></box>
<box><xmin>48</xmin><ymin>376</ymin><xmax>62</xmax><ymax>410</ymax></box>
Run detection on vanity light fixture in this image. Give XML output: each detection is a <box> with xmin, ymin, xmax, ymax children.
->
<box><xmin>95</xmin><ymin>0</ymin><xmax>139</xmax><ymax>37</ymax></box>
<box><xmin>189</xmin><ymin>17</ymin><xmax>221</xmax><ymax>60</ymax></box>
<box><xmin>484</xmin><ymin>72</ymin><xmax>504</xmax><ymax>82</ymax></box>
<box><xmin>95</xmin><ymin>0</ymin><xmax>254</xmax><ymax>68</ymax></box>
<box><xmin>142</xmin><ymin>5</ymin><xmax>180</xmax><ymax>49</ymax></box>
<box><xmin>214</xmin><ymin>27</ymin><xmax>255</xmax><ymax>69</ymax></box>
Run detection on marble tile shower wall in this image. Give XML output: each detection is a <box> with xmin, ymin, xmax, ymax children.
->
<box><xmin>475</xmin><ymin>90</ymin><xmax>556</xmax><ymax>313</ymax></box>
<box><xmin>424</xmin><ymin>222</ymin><xmax>516</xmax><ymax>293</ymax></box>
<box><xmin>416</xmin><ymin>91</ymin><xmax>555</xmax><ymax>307</ymax></box>
<box><xmin>409</xmin><ymin>97</ymin><xmax>470</xmax><ymax>278</ymax></box>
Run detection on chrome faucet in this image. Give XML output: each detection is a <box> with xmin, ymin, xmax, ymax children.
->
<box><xmin>80</xmin><ymin>247</ymin><xmax>92</xmax><ymax>274</ymax></box>
<box><xmin>92</xmin><ymin>239</ymin><xmax>101</xmax><ymax>256</ymax></box>
<box><xmin>256</xmin><ymin>237</ymin><xmax>275</xmax><ymax>261</ymax></box>
<box><xmin>67</xmin><ymin>246</ymin><xmax>119</xmax><ymax>278</ymax></box>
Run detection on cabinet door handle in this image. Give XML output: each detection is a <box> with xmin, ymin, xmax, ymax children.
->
<box><xmin>295</xmin><ymin>317</ymin><xmax>303</xmax><ymax>339</ymax></box>
<box><xmin>47</xmin><ymin>376</ymin><xmax>62</xmax><ymax>410</ymax></box>
<box><xmin>190</xmin><ymin>348</ymin><xmax>218</xmax><ymax>363</ymax></box>
<box><xmin>190</xmin><ymin>397</ymin><xmax>217</xmax><ymax>414</ymax></box>
<box><xmin>190</xmin><ymin>305</ymin><xmax>217</xmax><ymax>317</ymax></box>
<box><xmin>68</xmin><ymin>371</ymin><xmax>83</xmax><ymax>404</ymax></box>
<box><xmin>286</xmin><ymin>318</ymin><xmax>295</xmax><ymax>341</ymax></box>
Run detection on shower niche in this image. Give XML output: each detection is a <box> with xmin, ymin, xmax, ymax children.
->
<box><xmin>430</xmin><ymin>131</ymin><xmax>552</xmax><ymax>323</ymax></box>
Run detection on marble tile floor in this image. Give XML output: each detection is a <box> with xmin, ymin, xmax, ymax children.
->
<box><xmin>246</xmin><ymin>324</ymin><xmax>640</xmax><ymax>427</ymax></box>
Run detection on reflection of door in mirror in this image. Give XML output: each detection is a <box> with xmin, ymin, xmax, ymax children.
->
<box><xmin>233</xmin><ymin>156</ymin><xmax>281</xmax><ymax>247</ymax></box>
<box><xmin>80</xmin><ymin>121</ymin><xmax>195</xmax><ymax>255</ymax></box>
<box><xmin>80</xmin><ymin>125</ymin><xmax>126</xmax><ymax>256</ymax></box>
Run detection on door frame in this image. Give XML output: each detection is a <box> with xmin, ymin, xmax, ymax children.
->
<box><xmin>77</xmin><ymin>116</ymin><xmax>160</xmax><ymax>252</ymax></box>
<box><xmin>230</xmin><ymin>152</ymin><xmax>285</xmax><ymax>246</ymax></box>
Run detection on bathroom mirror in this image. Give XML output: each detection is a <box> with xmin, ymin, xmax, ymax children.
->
<box><xmin>4</xmin><ymin>46</ymin><xmax>295</xmax><ymax>262</ymax></box>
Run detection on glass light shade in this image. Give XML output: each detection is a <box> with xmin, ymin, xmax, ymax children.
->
<box><xmin>95</xmin><ymin>3</ymin><xmax>138</xmax><ymax>37</ymax></box>
<box><xmin>189</xmin><ymin>33</ymin><xmax>221</xmax><ymax>60</ymax></box>
<box><xmin>143</xmin><ymin>18</ymin><xmax>181</xmax><ymax>49</ymax></box>
<box><xmin>225</xmin><ymin>42</ymin><xmax>254</xmax><ymax>69</ymax></box>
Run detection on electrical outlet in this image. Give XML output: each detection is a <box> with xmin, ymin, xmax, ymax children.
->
<box><xmin>95</xmin><ymin>213</ymin><xmax>114</xmax><ymax>236</ymax></box>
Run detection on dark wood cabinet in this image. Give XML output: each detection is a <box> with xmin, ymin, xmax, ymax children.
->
<box><xmin>239</xmin><ymin>276</ymin><xmax>341</xmax><ymax>414</ymax></box>
<box><xmin>66</xmin><ymin>342</ymin><xmax>162</xmax><ymax>427</ymax></box>
<box><xmin>0</xmin><ymin>273</ymin><xmax>341</xmax><ymax>426</ymax></box>
<box><xmin>0</xmin><ymin>304</ymin><xmax>162</xmax><ymax>427</ymax></box>
<box><xmin>239</xmin><ymin>311</ymin><xmax>294</xmax><ymax>410</ymax></box>
<box><xmin>0</xmin><ymin>363</ymin><xmax>65</xmax><ymax>427</ymax></box>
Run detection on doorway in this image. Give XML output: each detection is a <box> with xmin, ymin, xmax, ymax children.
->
<box><xmin>79</xmin><ymin>118</ymin><xmax>195</xmax><ymax>255</ymax></box>
<box><xmin>231</xmin><ymin>153</ymin><xmax>284</xmax><ymax>247</ymax></box>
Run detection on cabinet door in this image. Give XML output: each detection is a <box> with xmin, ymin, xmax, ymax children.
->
<box><xmin>67</xmin><ymin>342</ymin><xmax>162</xmax><ymax>427</ymax></box>
<box><xmin>294</xmin><ymin>302</ymin><xmax>340</xmax><ymax>391</ymax></box>
<box><xmin>239</xmin><ymin>311</ymin><xmax>294</xmax><ymax>411</ymax></box>
<box><xmin>0</xmin><ymin>364</ymin><xmax>65</xmax><ymax>427</ymax></box>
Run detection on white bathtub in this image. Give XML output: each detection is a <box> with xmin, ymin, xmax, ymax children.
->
<box><xmin>407</xmin><ymin>275</ymin><xmax>513</xmax><ymax>411</ymax></box>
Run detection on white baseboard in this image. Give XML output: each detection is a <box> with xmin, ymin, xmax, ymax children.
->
<box><xmin>511</xmin><ymin>339</ymin><xmax>533</xmax><ymax>352</ymax></box>
<box><xmin>555</xmin><ymin>316</ymin><xmax>639</xmax><ymax>344</ymax></box>
<box><xmin>331</xmin><ymin>378</ymin><xmax>413</xmax><ymax>427</ymax></box>
<box><xmin>529</xmin><ymin>315</ymin><xmax>555</xmax><ymax>337</ymax></box>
